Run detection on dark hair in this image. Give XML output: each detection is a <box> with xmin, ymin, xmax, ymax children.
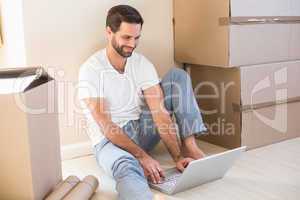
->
<box><xmin>106</xmin><ymin>5</ymin><xmax>144</xmax><ymax>33</ymax></box>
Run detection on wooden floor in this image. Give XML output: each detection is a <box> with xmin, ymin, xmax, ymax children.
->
<box><xmin>62</xmin><ymin>137</ymin><xmax>300</xmax><ymax>200</ymax></box>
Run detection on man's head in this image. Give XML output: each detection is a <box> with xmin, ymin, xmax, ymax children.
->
<box><xmin>106</xmin><ymin>5</ymin><xmax>144</xmax><ymax>58</ymax></box>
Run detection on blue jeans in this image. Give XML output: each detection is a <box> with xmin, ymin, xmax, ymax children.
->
<box><xmin>94</xmin><ymin>68</ymin><xmax>207</xmax><ymax>200</ymax></box>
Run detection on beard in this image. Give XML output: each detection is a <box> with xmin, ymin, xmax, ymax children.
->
<box><xmin>111</xmin><ymin>36</ymin><xmax>135</xmax><ymax>58</ymax></box>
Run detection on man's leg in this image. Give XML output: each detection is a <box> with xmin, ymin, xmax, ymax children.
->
<box><xmin>94</xmin><ymin>128</ymin><xmax>153</xmax><ymax>200</ymax></box>
<box><xmin>136</xmin><ymin>101</ymin><xmax>162</xmax><ymax>152</ymax></box>
<box><xmin>160</xmin><ymin>68</ymin><xmax>207</xmax><ymax>159</ymax></box>
<box><xmin>137</xmin><ymin>68</ymin><xmax>207</xmax><ymax>158</ymax></box>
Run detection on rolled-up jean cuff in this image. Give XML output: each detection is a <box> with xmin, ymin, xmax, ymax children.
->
<box><xmin>178</xmin><ymin>119</ymin><xmax>207</xmax><ymax>139</ymax></box>
<box><xmin>93</xmin><ymin>138</ymin><xmax>109</xmax><ymax>154</ymax></box>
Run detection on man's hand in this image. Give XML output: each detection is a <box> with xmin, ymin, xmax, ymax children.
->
<box><xmin>176</xmin><ymin>157</ymin><xmax>194</xmax><ymax>172</ymax></box>
<box><xmin>138</xmin><ymin>153</ymin><xmax>165</xmax><ymax>184</ymax></box>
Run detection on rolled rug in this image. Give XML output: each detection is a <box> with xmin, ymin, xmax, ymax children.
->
<box><xmin>44</xmin><ymin>176</ymin><xmax>80</xmax><ymax>200</ymax></box>
<box><xmin>62</xmin><ymin>175</ymin><xmax>99</xmax><ymax>200</ymax></box>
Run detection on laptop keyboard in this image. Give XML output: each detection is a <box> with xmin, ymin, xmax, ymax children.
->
<box><xmin>154</xmin><ymin>172</ymin><xmax>182</xmax><ymax>191</ymax></box>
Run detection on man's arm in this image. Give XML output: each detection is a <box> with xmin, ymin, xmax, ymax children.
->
<box><xmin>143</xmin><ymin>84</ymin><xmax>193</xmax><ymax>171</ymax></box>
<box><xmin>83</xmin><ymin>98</ymin><xmax>164</xmax><ymax>183</ymax></box>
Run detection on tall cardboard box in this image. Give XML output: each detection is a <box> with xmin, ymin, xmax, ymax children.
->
<box><xmin>188</xmin><ymin>61</ymin><xmax>300</xmax><ymax>149</ymax></box>
<box><xmin>174</xmin><ymin>0</ymin><xmax>300</xmax><ymax>67</ymax></box>
<box><xmin>0</xmin><ymin>67</ymin><xmax>62</xmax><ymax>199</ymax></box>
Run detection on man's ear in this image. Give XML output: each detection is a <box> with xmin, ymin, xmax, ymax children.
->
<box><xmin>106</xmin><ymin>26</ymin><xmax>113</xmax><ymax>38</ymax></box>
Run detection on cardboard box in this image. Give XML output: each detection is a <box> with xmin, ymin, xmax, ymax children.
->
<box><xmin>174</xmin><ymin>0</ymin><xmax>300</xmax><ymax>67</ymax></box>
<box><xmin>239</xmin><ymin>61</ymin><xmax>300</xmax><ymax>105</ymax></box>
<box><xmin>230</xmin><ymin>0</ymin><xmax>300</xmax><ymax>17</ymax></box>
<box><xmin>0</xmin><ymin>67</ymin><xmax>62</xmax><ymax>199</ymax></box>
<box><xmin>188</xmin><ymin>61</ymin><xmax>300</xmax><ymax>149</ymax></box>
<box><xmin>241</xmin><ymin>102</ymin><xmax>300</xmax><ymax>149</ymax></box>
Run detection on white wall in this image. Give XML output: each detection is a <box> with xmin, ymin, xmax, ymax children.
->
<box><xmin>0</xmin><ymin>0</ymin><xmax>26</xmax><ymax>67</ymax></box>
<box><xmin>18</xmin><ymin>0</ymin><xmax>176</xmax><ymax>147</ymax></box>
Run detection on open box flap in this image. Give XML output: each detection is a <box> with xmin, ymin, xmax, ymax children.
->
<box><xmin>0</xmin><ymin>67</ymin><xmax>54</xmax><ymax>94</ymax></box>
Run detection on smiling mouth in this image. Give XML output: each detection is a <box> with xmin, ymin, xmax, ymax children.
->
<box><xmin>124</xmin><ymin>47</ymin><xmax>134</xmax><ymax>51</ymax></box>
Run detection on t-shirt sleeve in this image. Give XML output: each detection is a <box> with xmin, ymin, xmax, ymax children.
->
<box><xmin>138</xmin><ymin>56</ymin><xmax>160</xmax><ymax>90</ymax></box>
<box><xmin>77</xmin><ymin>63</ymin><xmax>104</xmax><ymax>100</ymax></box>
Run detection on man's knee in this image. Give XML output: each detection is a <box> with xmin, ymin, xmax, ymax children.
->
<box><xmin>112</xmin><ymin>155</ymin><xmax>145</xmax><ymax>180</ymax></box>
<box><xmin>167</xmin><ymin>67</ymin><xmax>190</xmax><ymax>82</ymax></box>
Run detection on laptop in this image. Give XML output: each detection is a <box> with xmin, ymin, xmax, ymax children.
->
<box><xmin>149</xmin><ymin>146</ymin><xmax>246</xmax><ymax>195</ymax></box>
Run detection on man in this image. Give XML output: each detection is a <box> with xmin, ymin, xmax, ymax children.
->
<box><xmin>78</xmin><ymin>5</ymin><xmax>207</xmax><ymax>200</ymax></box>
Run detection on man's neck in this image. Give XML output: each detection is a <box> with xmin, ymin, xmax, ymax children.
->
<box><xmin>106</xmin><ymin>45</ymin><xmax>126</xmax><ymax>73</ymax></box>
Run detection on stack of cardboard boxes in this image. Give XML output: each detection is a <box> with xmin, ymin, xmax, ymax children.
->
<box><xmin>174</xmin><ymin>0</ymin><xmax>300</xmax><ymax>149</ymax></box>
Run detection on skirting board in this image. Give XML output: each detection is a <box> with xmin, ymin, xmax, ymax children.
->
<box><xmin>61</xmin><ymin>141</ymin><xmax>94</xmax><ymax>161</ymax></box>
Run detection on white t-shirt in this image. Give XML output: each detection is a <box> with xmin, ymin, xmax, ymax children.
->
<box><xmin>78</xmin><ymin>49</ymin><xmax>160</xmax><ymax>146</ymax></box>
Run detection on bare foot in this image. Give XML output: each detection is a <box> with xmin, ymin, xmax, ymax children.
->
<box><xmin>181</xmin><ymin>135</ymin><xmax>206</xmax><ymax>159</ymax></box>
<box><xmin>181</xmin><ymin>144</ymin><xmax>205</xmax><ymax>159</ymax></box>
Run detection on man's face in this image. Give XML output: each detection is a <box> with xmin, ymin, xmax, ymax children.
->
<box><xmin>107</xmin><ymin>22</ymin><xmax>142</xmax><ymax>58</ymax></box>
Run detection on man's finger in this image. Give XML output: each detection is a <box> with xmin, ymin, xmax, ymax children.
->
<box><xmin>150</xmin><ymin>174</ymin><xmax>156</xmax><ymax>184</ymax></box>
<box><xmin>183</xmin><ymin>160</ymin><xmax>189</xmax><ymax>168</ymax></box>
<box><xmin>157</xmin><ymin>167</ymin><xmax>165</xmax><ymax>178</ymax></box>
<box><xmin>143</xmin><ymin>168</ymin><xmax>150</xmax><ymax>177</ymax></box>
<box><xmin>152</xmin><ymin>168</ymin><xmax>161</xmax><ymax>183</ymax></box>
<box><xmin>155</xmin><ymin>164</ymin><xmax>165</xmax><ymax>178</ymax></box>
<box><xmin>177</xmin><ymin>163</ymin><xmax>185</xmax><ymax>172</ymax></box>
